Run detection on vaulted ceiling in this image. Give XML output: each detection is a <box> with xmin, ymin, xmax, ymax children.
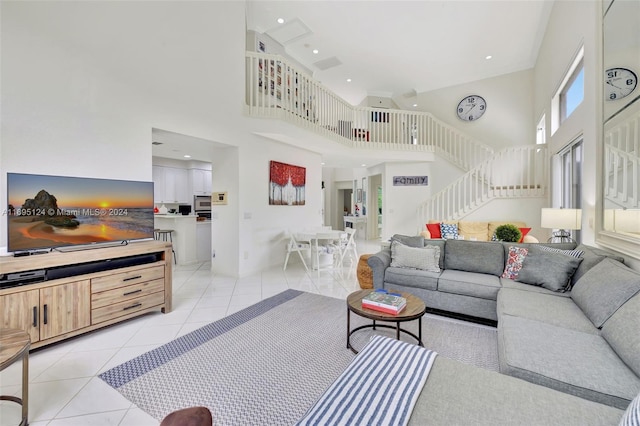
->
<box><xmin>246</xmin><ymin>0</ymin><xmax>555</xmax><ymax>107</ymax></box>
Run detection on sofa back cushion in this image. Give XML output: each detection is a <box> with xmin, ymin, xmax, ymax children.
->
<box><xmin>571</xmin><ymin>244</ymin><xmax>626</xmax><ymax>287</ymax></box>
<box><xmin>571</xmin><ymin>258</ymin><xmax>640</xmax><ymax>328</ymax></box>
<box><xmin>391</xmin><ymin>234</ymin><xmax>424</xmax><ymax>248</ymax></box>
<box><xmin>444</xmin><ymin>239</ymin><xmax>504</xmax><ymax>276</ymax></box>
<box><xmin>515</xmin><ymin>245</ymin><xmax>583</xmax><ymax>292</ymax></box>
<box><xmin>601</xmin><ymin>293</ymin><xmax>640</xmax><ymax>377</ymax></box>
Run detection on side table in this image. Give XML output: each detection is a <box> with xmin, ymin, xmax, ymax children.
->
<box><xmin>1</xmin><ymin>328</ymin><xmax>30</xmax><ymax>426</ymax></box>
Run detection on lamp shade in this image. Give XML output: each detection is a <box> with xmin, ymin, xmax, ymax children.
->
<box><xmin>614</xmin><ymin>209</ymin><xmax>640</xmax><ymax>233</ymax></box>
<box><xmin>541</xmin><ymin>208</ymin><xmax>582</xmax><ymax>230</ymax></box>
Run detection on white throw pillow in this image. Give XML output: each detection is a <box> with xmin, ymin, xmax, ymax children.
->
<box><xmin>390</xmin><ymin>241</ymin><xmax>440</xmax><ymax>272</ymax></box>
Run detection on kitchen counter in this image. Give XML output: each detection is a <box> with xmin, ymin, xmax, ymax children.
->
<box><xmin>154</xmin><ymin>215</ymin><xmax>197</xmax><ymax>265</ymax></box>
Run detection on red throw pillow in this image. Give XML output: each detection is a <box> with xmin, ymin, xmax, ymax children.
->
<box><xmin>519</xmin><ymin>228</ymin><xmax>531</xmax><ymax>243</ymax></box>
<box><xmin>426</xmin><ymin>223</ymin><xmax>442</xmax><ymax>239</ymax></box>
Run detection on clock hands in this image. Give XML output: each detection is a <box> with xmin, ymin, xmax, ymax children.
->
<box><xmin>606</xmin><ymin>80</ymin><xmax>625</xmax><ymax>90</ymax></box>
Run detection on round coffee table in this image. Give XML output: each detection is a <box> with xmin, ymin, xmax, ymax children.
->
<box><xmin>346</xmin><ymin>289</ymin><xmax>426</xmax><ymax>354</ymax></box>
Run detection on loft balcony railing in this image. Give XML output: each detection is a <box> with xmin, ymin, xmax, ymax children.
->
<box><xmin>246</xmin><ymin>52</ymin><xmax>494</xmax><ymax>171</ymax></box>
<box><xmin>604</xmin><ymin>108</ymin><xmax>639</xmax><ymax>209</ymax></box>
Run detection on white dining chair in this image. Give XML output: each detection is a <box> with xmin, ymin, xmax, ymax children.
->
<box><xmin>312</xmin><ymin>232</ymin><xmax>341</xmax><ymax>270</ymax></box>
<box><xmin>338</xmin><ymin>227</ymin><xmax>358</xmax><ymax>266</ymax></box>
<box><xmin>283</xmin><ymin>230</ymin><xmax>310</xmax><ymax>271</ymax></box>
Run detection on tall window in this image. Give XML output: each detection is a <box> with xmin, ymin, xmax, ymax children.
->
<box><xmin>536</xmin><ymin>114</ymin><xmax>546</xmax><ymax>145</ymax></box>
<box><xmin>559</xmin><ymin>138</ymin><xmax>583</xmax><ymax>241</ymax></box>
<box><xmin>560</xmin><ymin>61</ymin><xmax>584</xmax><ymax>122</ymax></box>
<box><xmin>551</xmin><ymin>46</ymin><xmax>584</xmax><ymax>134</ymax></box>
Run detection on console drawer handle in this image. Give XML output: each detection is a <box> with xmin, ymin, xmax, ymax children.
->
<box><xmin>123</xmin><ymin>289</ymin><xmax>143</xmax><ymax>296</ymax></box>
<box><xmin>43</xmin><ymin>304</ymin><xmax>48</xmax><ymax>324</ymax></box>
<box><xmin>123</xmin><ymin>275</ymin><xmax>143</xmax><ymax>282</ymax></box>
<box><xmin>123</xmin><ymin>303</ymin><xmax>142</xmax><ymax>311</ymax></box>
<box><xmin>33</xmin><ymin>306</ymin><xmax>38</xmax><ymax>327</ymax></box>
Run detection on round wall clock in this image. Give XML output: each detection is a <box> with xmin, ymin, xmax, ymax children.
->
<box><xmin>456</xmin><ymin>95</ymin><xmax>487</xmax><ymax>121</ymax></box>
<box><xmin>605</xmin><ymin>67</ymin><xmax>637</xmax><ymax>101</ymax></box>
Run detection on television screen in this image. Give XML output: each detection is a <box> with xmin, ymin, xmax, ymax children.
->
<box><xmin>7</xmin><ymin>173</ymin><xmax>155</xmax><ymax>252</ymax></box>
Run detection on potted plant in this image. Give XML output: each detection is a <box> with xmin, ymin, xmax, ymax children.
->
<box><xmin>495</xmin><ymin>224</ymin><xmax>522</xmax><ymax>242</ymax></box>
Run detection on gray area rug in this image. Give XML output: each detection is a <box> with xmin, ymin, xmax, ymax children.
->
<box><xmin>100</xmin><ymin>289</ymin><xmax>498</xmax><ymax>425</ymax></box>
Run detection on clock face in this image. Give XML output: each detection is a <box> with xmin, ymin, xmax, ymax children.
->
<box><xmin>605</xmin><ymin>68</ymin><xmax>637</xmax><ymax>101</ymax></box>
<box><xmin>457</xmin><ymin>95</ymin><xmax>486</xmax><ymax>121</ymax></box>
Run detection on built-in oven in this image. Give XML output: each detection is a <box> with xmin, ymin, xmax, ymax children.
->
<box><xmin>194</xmin><ymin>195</ymin><xmax>212</xmax><ymax>219</ymax></box>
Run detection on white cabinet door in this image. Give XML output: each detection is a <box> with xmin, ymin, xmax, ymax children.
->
<box><xmin>154</xmin><ymin>166</ymin><xmax>189</xmax><ymax>204</ymax></box>
<box><xmin>191</xmin><ymin>169</ymin><xmax>212</xmax><ymax>195</ymax></box>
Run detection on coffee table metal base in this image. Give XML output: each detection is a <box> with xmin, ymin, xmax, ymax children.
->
<box><xmin>347</xmin><ymin>313</ymin><xmax>423</xmax><ymax>354</ymax></box>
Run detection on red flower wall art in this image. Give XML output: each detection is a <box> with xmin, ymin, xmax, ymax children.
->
<box><xmin>269</xmin><ymin>161</ymin><xmax>306</xmax><ymax>205</ymax></box>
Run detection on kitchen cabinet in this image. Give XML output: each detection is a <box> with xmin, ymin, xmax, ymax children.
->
<box><xmin>153</xmin><ymin>166</ymin><xmax>190</xmax><ymax>204</ymax></box>
<box><xmin>191</xmin><ymin>168</ymin><xmax>212</xmax><ymax>195</ymax></box>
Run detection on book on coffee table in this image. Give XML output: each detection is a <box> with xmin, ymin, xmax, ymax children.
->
<box><xmin>362</xmin><ymin>290</ymin><xmax>406</xmax><ymax>315</ymax></box>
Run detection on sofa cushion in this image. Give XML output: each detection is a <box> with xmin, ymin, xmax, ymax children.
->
<box><xmin>438</xmin><ymin>270</ymin><xmax>501</xmax><ymax>300</ymax></box>
<box><xmin>444</xmin><ymin>240</ymin><xmax>505</xmax><ymax>276</ymax></box>
<box><xmin>409</xmin><ymin>357</ymin><xmax>625</xmax><ymax>426</ymax></box>
<box><xmin>497</xmin><ymin>288</ymin><xmax>598</xmax><ymax>334</ymax></box>
<box><xmin>571</xmin><ymin>244</ymin><xmax>626</xmax><ymax>287</ymax></box>
<box><xmin>516</xmin><ymin>245</ymin><xmax>583</xmax><ymax>292</ymax></box>
<box><xmin>440</xmin><ymin>223</ymin><xmax>459</xmax><ymax>240</ymax></box>
<box><xmin>391</xmin><ymin>234</ymin><xmax>424</xmax><ymax>248</ymax></box>
<box><xmin>571</xmin><ymin>258</ymin><xmax>640</xmax><ymax>328</ymax></box>
<box><xmin>384</xmin><ymin>267</ymin><xmax>439</xmax><ymax>291</ymax></box>
<box><xmin>601</xmin><ymin>294</ymin><xmax>640</xmax><ymax>377</ymax></box>
<box><xmin>501</xmin><ymin>246</ymin><xmax>529</xmax><ymax>280</ymax></box>
<box><xmin>518</xmin><ymin>227</ymin><xmax>531</xmax><ymax>243</ymax></box>
<box><xmin>499</xmin><ymin>314</ymin><xmax>640</xmax><ymax>409</ymax></box>
<box><xmin>390</xmin><ymin>240</ymin><xmax>440</xmax><ymax>272</ymax></box>
<box><xmin>500</xmin><ymin>278</ymin><xmax>572</xmax><ymax>297</ymax></box>
<box><xmin>457</xmin><ymin>221</ymin><xmax>490</xmax><ymax>241</ymax></box>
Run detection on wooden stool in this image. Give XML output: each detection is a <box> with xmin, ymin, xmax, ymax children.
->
<box><xmin>155</xmin><ymin>229</ymin><xmax>177</xmax><ymax>265</ymax></box>
<box><xmin>357</xmin><ymin>254</ymin><xmax>374</xmax><ymax>289</ymax></box>
<box><xmin>0</xmin><ymin>328</ymin><xmax>30</xmax><ymax>426</ymax></box>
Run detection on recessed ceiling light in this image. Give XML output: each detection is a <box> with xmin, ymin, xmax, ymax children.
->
<box><xmin>485</xmin><ymin>55</ymin><xmax>492</xmax><ymax>60</ymax></box>
<box><xmin>346</xmin><ymin>78</ymin><xmax>352</xmax><ymax>82</ymax></box>
<box><xmin>312</xmin><ymin>49</ymin><xmax>319</xmax><ymax>54</ymax></box>
<box><xmin>277</xmin><ymin>18</ymin><xmax>285</xmax><ymax>24</ymax></box>
<box><xmin>183</xmin><ymin>154</ymin><xmax>191</xmax><ymax>158</ymax></box>
<box><xmin>321</xmin><ymin>162</ymin><xmax>325</xmax><ymax>165</ymax></box>
<box><xmin>413</xmin><ymin>104</ymin><xmax>418</xmax><ymax>107</ymax></box>
<box><xmin>361</xmin><ymin>164</ymin><xmax>366</xmax><ymax>167</ymax></box>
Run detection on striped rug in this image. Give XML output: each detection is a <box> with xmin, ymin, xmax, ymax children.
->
<box><xmin>100</xmin><ymin>289</ymin><xmax>497</xmax><ymax>425</ymax></box>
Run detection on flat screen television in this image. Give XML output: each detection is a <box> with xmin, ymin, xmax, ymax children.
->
<box><xmin>7</xmin><ymin>173</ymin><xmax>155</xmax><ymax>253</ymax></box>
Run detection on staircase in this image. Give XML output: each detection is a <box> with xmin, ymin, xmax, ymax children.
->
<box><xmin>245</xmin><ymin>52</ymin><xmax>549</xmax><ymax>224</ymax></box>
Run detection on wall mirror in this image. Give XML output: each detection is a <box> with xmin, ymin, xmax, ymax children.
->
<box><xmin>600</xmin><ymin>0</ymin><xmax>640</xmax><ymax>256</ymax></box>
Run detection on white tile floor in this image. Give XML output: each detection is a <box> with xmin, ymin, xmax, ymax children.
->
<box><xmin>0</xmin><ymin>239</ymin><xmax>382</xmax><ymax>426</ymax></box>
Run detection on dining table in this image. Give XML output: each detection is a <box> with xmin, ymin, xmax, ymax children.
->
<box><xmin>294</xmin><ymin>228</ymin><xmax>344</xmax><ymax>270</ymax></box>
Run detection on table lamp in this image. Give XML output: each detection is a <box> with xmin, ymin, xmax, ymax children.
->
<box><xmin>541</xmin><ymin>208</ymin><xmax>582</xmax><ymax>242</ymax></box>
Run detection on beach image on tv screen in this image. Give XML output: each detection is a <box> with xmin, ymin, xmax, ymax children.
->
<box><xmin>7</xmin><ymin>173</ymin><xmax>155</xmax><ymax>251</ymax></box>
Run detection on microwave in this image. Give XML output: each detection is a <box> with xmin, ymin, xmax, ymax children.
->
<box><xmin>194</xmin><ymin>195</ymin><xmax>211</xmax><ymax>211</ymax></box>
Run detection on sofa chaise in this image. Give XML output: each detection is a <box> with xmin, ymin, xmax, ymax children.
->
<box><xmin>366</xmin><ymin>236</ymin><xmax>640</xmax><ymax>412</ymax></box>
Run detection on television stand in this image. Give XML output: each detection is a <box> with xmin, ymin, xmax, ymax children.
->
<box><xmin>0</xmin><ymin>240</ymin><xmax>172</xmax><ymax>349</ymax></box>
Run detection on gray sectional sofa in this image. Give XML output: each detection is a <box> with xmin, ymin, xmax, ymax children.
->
<box><xmin>367</xmin><ymin>236</ymin><xmax>640</xmax><ymax>416</ymax></box>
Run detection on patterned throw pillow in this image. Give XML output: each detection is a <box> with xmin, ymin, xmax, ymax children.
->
<box><xmin>619</xmin><ymin>391</ymin><xmax>640</xmax><ymax>426</ymax></box>
<box><xmin>501</xmin><ymin>246</ymin><xmax>529</xmax><ymax>280</ymax></box>
<box><xmin>439</xmin><ymin>223</ymin><xmax>459</xmax><ymax>240</ymax></box>
<box><xmin>538</xmin><ymin>245</ymin><xmax>584</xmax><ymax>258</ymax></box>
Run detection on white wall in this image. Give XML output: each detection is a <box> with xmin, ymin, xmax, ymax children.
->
<box><xmin>533</xmin><ymin>0</ymin><xmax>599</xmax><ymax>245</ymax></box>
<box><xmin>0</xmin><ymin>1</ymin><xmax>324</xmax><ymax>276</ymax></box>
<box><xmin>410</xmin><ymin>69</ymin><xmax>535</xmax><ymax>149</ymax></box>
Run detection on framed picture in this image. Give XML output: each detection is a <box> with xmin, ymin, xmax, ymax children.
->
<box><xmin>269</xmin><ymin>161</ymin><xmax>306</xmax><ymax>205</ymax></box>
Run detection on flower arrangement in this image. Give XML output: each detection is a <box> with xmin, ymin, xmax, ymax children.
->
<box><xmin>354</xmin><ymin>204</ymin><xmax>360</xmax><ymax>216</ymax></box>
